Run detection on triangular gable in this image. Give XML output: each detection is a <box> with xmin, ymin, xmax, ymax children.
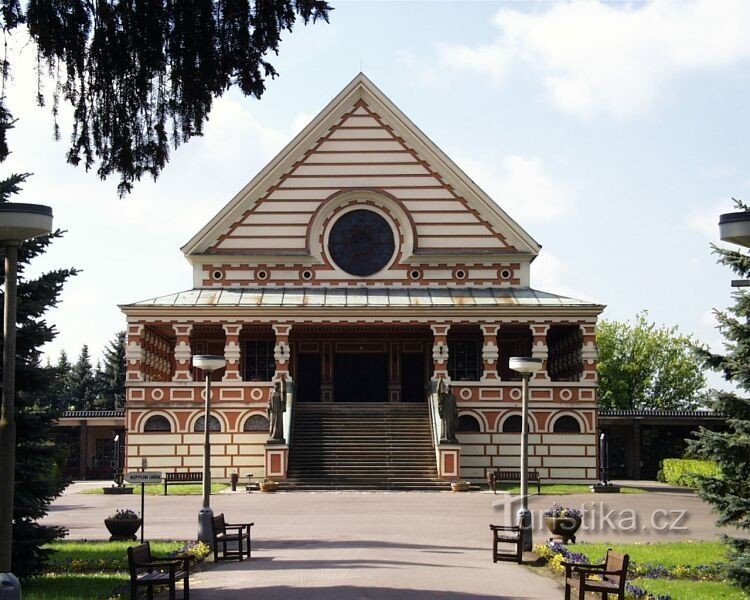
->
<box><xmin>182</xmin><ymin>73</ymin><xmax>541</xmax><ymax>259</ymax></box>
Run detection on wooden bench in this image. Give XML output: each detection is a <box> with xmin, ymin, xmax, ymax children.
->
<box><xmin>489</xmin><ymin>515</ymin><xmax>524</xmax><ymax>564</ymax></box>
<box><xmin>127</xmin><ymin>541</ymin><xmax>190</xmax><ymax>600</ymax></box>
<box><xmin>487</xmin><ymin>469</ymin><xmax>541</xmax><ymax>495</ymax></box>
<box><xmin>211</xmin><ymin>513</ymin><xmax>254</xmax><ymax>561</ymax></box>
<box><xmin>563</xmin><ymin>549</ymin><xmax>629</xmax><ymax>600</ymax></box>
<box><xmin>163</xmin><ymin>472</ymin><xmax>202</xmax><ymax>495</ymax></box>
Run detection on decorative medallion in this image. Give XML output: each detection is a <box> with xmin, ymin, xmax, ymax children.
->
<box><xmin>327</xmin><ymin>209</ymin><xmax>395</xmax><ymax>276</ymax></box>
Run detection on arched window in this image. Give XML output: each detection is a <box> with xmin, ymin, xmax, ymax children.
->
<box><xmin>553</xmin><ymin>415</ymin><xmax>581</xmax><ymax>433</ymax></box>
<box><xmin>243</xmin><ymin>414</ymin><xmax>270</xmax><ymax>432</ymax></box>
<box><xmin>457</xmin><ymin>414</ymin><xmax>481</xmax><ymax>433</ymax></box>
<box><xmin>194</xmin><ymin>415</ymin><xmax>222</xmax><ymax>432</ymax></box>
<box><xmin>502</xmin><ymin>415</ymin><xmax>523</xmax><ymax>433</ymax></box>
<box><xmin>143</xmin><ymin>415</ymin><xmax>171</xmax><ymax>432</ymax></box>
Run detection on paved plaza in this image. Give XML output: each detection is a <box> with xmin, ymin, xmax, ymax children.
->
<box><xmin>43</xmin><ymin>482</ymin><xmax>729</xmax><ymax>599</ymax></box>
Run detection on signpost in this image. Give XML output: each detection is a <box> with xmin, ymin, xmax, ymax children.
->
<box><xmin>124</xmin><ymin>471</ymin><xmax>162</xmax><ymax>543</ymax></box>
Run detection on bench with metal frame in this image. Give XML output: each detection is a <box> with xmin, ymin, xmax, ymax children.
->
<box><xmin>163</xmin><ymin>472</ymin><xmax>202</xmax><ymax>495</ymax></box>
<box><xmin>487</xmin><ymin>469</ymin><xmax>541</xmax><ymax>495</ymax></box>
<box><xmin>563</xmin><ymin>548</ymin><xmax>629</xmax><ymax>600</ymax></box>
<box><xmin>127</xmin><ymin>541</ymin><xmax>190</xmax><ymax>600</ymax></box>
<box><xmin>211</xmin><ymin>513</ymin><xmax>254</xmax><ymax>561</ymax></box>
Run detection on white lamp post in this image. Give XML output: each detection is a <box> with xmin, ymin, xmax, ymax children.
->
<box><xmin>193</xmin><ymin>354</ymin><xmax>226</xmax><ymax>542</ymax></box>
<box><xmin>0</xmin><ymin>203</ymin><xmax>53</xmax><ymax>598</ymax></box>
<box><xmin>509</xmin><ymin>356</ymin><xmax>543</xmax><ymax>551</ymax></box>
<box><xmin>719</xmin><ymin>212</ymin><xmax>750</xmax><ymax>288</ymax></box>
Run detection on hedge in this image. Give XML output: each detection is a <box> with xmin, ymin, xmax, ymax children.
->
<box><xmin>658</xmin><ymin>459</ymin><xmax>721</xmax><ymax>487</ymax></box>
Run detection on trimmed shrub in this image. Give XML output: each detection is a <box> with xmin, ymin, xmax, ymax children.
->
<box><xmin>658</xmin><ymin>459</ymin><xmax>721</xmax><ymax>487</ymax></box>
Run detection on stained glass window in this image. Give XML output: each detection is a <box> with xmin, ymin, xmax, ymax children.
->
<box><xmin>328</xmin><ymin>209</ymin><xmax>395</xmax><ymax>276</ymax></box>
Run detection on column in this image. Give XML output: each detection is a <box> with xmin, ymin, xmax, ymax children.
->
<box><xmin>480</xmin><ymin>324</ymin><xmax>500</xmax><ymax>382</ymax></box>
<box><xmin>172</xmin><ymin>323</ymin><xmax>193</xmax><ymax>382</ymax></box>
<box><xmin>580</xmin><ymin>323</ymin><xmax>598</xmax><ymax>383</ymax></box>
<box><xmin>267</xmin><ymin>323</ymin><xmax>292</xmax><ymax>479</ymax></box>
<box><xmin>389</xmin><ymin>342</ymin><xmax>401</xmax><ymax>403</ymax></box>
<box><xmin>530</xmin><ymin>323</ymin><xmax>550</xmax><ymax>383</ymax></box>
<box><xmin>430</xmin><ymin>323</ymin><xmax>450</xmax><ymax>379</ymax></box>
<box><xmin>222</xmin><ymin>324</ymin><xmax>242</xmax><ymax>382</ymax></box>
<box><xmin>125</xmin><ymin>323</ymin><xmax>145</xmax><ymax>382</ymax></box>
<box><xmin>79</xmin><ymin>420</ymin><xmax>88</xmax><ymax>480</ymax></box>
<box><xmin>272</xmin><ymin>323</ymin><xmax>292</xmax><ymax>378</ymax></box>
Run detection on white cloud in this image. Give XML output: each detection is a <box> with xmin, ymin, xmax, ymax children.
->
<box><xmin>457</xmin><ymin>153</ymin><xmax>572</xmax><ymax>222</ymax></box>
<box><xmin>531</xmin><ymin>251</ymin><xmax>597</xmax><ymax>302</ymax></box>
<box><xmin>687</xmin><ymin>200</ymin><xmax>732</xmax><ymax>239</ymax></box>
<box><xmin>440</xmin><ymin>0</ymin><xmax>750</xmax><ymax>117</ymax></box>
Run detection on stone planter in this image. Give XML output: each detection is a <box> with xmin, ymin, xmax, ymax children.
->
<box><xmin>544</xmin><ymin>516</ymin><xmax>582</xmax><ymax>544</ymax></box>
<box><xmin>104</xmin><ymin>518</ymin><xmax>142</xmax><ymax>541</ymax></box>
<box><xmin>451</xmin><ymin>481</ymin><xmax>471</xmax><ymax>492</ymax></box>
<box><xmin>260</xmin><ymin>480</ymin><xmax>279</xmax><ymax>493</ymax></box>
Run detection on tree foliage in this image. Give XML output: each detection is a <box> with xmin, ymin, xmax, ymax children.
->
<box><xmin>690</xmin><ymin>199</ymin><xmax>750</xmax><ymax>590</ymax></box>
<box><xmin>98</xmin><ymin>330</ymin><xmax>126</xmax><ymax>409</ymax></box>
<box><xmin>0</xmin><ymin>172</ymin><xmax>78</xmax><ymax>578</ymax></box>
<box><xmin>0</xmin><ymin>0</ymin><xmax>331</xmax><ymax>195</ymax></box>
<box><xmin>596</xmin><ymin>311</ymin><xmax>706</xmax><ymax>410</ymax></box>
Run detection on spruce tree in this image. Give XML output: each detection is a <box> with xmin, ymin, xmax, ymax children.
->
<box><xmin>99</xmin><ymin>331</ymin><xmax>126</xmax><ymax>409</ymax></box>
<box><xmin>691</xmin><ymin>200</ymin><xmax>750</xmax><ymax>590</ymax></box>
<box><xmin>53</xmin><ymin>350</ymin><xmax>73</xmax><ymax>412</ymax></box>
<box><xmin>68</xmin><ymin>345</ymin><xmax>98</xmax><ymax>410</ymax></box>
<box><xmin>0</xmin><ymin>175</ymin><xmax>78</xmax><ymax>578</ymax></box>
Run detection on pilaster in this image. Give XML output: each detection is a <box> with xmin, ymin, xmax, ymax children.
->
<box><xmin>431</xmin><ymin>323</ymin><xmax>450</xmax><ymax>377</ymax></box>
<box><xmin>222</xmin><ymin>323</ymin><xmax>243</xmax><ymax>382</ymax></box>
<box><xmin>172</xmin><ymin>323</ymin><xmax>193</xmax><ymax>382</ymax></box>
<box><xmin>480</xmin><ymin>324</ymin><xmax>500</xmax><ymax>382</ymax></box>
<box><xmin>126</xmin><ymin>323</ymin><xmax>145</xmax><ymax>383</ymax></box>
<box><xmin>273</xmin><ymin>323</ymin><xmax>292</xmax><ymax>378</ymax></box>
<box><xmin>530</xmin><ymin>323</ymin><xmax>550</xmax><ymax>383</ymax></box>
<box><xmin>580</xmin><ymin>323</ymin><xmax>598</xmax><ymax>383</ymax></box>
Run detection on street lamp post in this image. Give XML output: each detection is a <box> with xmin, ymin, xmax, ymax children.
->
<box><xmin>509</xmin><ymin>356</ymin><xmax>543</xmax><ymax>552</ymax></box>
<box><xmin>720</xmin><ymin>211</ymin><xmax>750</xmax><ymax>286</ymax></box>
<box><xmin>192</xmin><ymin>354</ymin><xmax>226</xmax><ymax>542</ymax></box>
<box><xmin>0</xmin><ymin>203</ymin><xmax>53</xmax><ymax>597</ymax></box>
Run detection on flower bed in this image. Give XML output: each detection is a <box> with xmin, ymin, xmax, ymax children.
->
<box><xmin>534</xmin><ymin>540</ymin><xmax>736</xmax><ymax>600</ymax></box>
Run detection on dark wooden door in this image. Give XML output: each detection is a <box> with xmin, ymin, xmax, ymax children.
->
<box><xmin>334</xmin><ymin>353</ymin><xmax>388</xmax><ymax>402</ymax></box>
<box><xmin>296</xmin><ymin>353</ymin><xmax>322</xmax><ymax>402</ymax></box>
<box><xmin>401</xmin><ymin>352</ymin><xmax>426</xmax><ymax>402</ymax></box>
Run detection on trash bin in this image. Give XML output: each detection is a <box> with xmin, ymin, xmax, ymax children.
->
<box><xmin>230</xmin><ymin>472</ymin><xmax>239</xmax><ymax>492</ymax></box>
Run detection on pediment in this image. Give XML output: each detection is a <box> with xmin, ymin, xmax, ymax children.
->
<box><xmin>182</xmin><ymin>73</ymin><xmax>541</xmax><ymax>265</ymax></box>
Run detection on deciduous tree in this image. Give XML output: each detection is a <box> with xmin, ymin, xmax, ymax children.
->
<box><xmin>596</xmin><ymin>311</ymin><xmax>706</xmax><ymax>410</ymax></box>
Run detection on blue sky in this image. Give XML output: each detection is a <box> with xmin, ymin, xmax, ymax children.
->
<box><xmin>5</xmin><ymin>0</ymin><xmax>749</xmax><ymax>390</ymax></box>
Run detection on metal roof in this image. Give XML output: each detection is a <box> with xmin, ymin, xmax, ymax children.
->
<box><xmin>126</xmin><ymin>287</ymin><xmax>599</xmax><ymax>309</ymax></box>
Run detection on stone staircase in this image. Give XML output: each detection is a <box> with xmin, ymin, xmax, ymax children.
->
<box><xmin>286</xmin><ymin>403</ymin><xmax>445</xmax><ymax>490</ymax></box>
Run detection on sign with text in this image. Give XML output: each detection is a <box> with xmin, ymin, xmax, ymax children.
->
<box><xmin>125</xmin><ymin>471</ymin><xmax>162</xmax><ymax>484</ymax></box>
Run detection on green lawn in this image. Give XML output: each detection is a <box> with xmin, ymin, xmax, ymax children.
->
<box><xmin>45</xmin><ymin>540</ymin><xmax>184</xmax><ymax>569</ymax></box>
<box><xmin>631</xmin><ymin>578</ymin><xmax>750</xmax><ymax>600</ymax></box>
<box><xmin>493</xmin><ymin>483</ymin><xmax>646</xmax><ymax>495</ymax></box>
<box><xmin>24</xmin><ymin>573</ymin><xmax>128</xmax><ymax>600</ymax></box>
<box><xmin>573</xmin><ymin>540</ymin><xmax>727</xmax><ymax>567</ymax></box>
<box><xmin>24</xmin><ymin>540</ymin><xmax>194</xmax><ymax>599</ymax></box>
<box><xmin>538</xmin><ymin>540</ymin><xmax>747</xmax><ymax>600</ymax></box>
<box><xmin>82</xmin><ymin>482</ymin><xmax>228</xmax><ymax>495</ymax></box>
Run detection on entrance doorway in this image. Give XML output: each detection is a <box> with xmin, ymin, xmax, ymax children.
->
<box><xmin>401</xmin><ymin>353</ymin><xmax>426</xmax><ymax>402</ymax></box>
<box><xmin>296</xmin><ymin>353</ymin><xmax>322</xmax><ymax>403</ymax></box>
<box><xmin>334</xmin><ymin>353</ymin><xmax>388</xmax><ymax>402</ymax></box>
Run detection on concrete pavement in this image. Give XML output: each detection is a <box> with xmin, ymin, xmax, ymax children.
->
<box><xmin>42</xmin><ymin>482</ymin><xmax>733</xmax><ymax>598</ymax></box>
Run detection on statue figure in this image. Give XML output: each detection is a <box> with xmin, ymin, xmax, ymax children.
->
<box><xmin>268</xmin><ymin>377</ymin><xmax>287</xmax><ymax>443</ymax></box>
<box><xmin>438</xmin><ymin>382</ymin><xmax>458</xmax><ymax>443</ymax></box>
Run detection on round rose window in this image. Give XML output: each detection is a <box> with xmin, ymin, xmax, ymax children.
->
<box><xmin>327</xmin><ymin>209</ymin><xmax>395</xmax><ymax>276</ymax></box>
